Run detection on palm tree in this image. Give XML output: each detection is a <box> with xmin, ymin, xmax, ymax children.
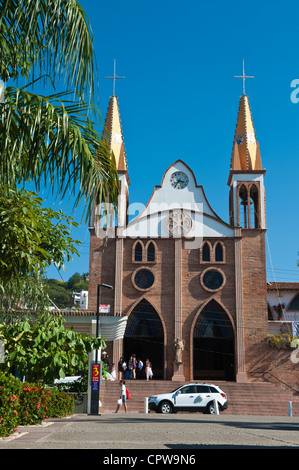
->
<box><xmin>0</xmin><ymin>0</ymin><xmax>119</xmax><ymax>218</ymax></box>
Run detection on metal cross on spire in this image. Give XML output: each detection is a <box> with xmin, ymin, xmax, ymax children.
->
<box><xmin>105</xmin><ymin>59</ymin><xmax>125</xmax><ymax>96</ymax></box>
<box><xmin>234</xmin><ymin>59</ymin><xmax>254</xmax><ymax>96</ymax></box>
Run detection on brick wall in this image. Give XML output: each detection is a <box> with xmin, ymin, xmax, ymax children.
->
<box><xmin>88</xmin><ymin>228</ymin><xmax>292</xmax><ymax>385</ymax></box>
<box><xmin>105</xmin><ymin>236</ymin><xmax>239</xmax><ymax>381</ymax></box>
<box><xmin>240</xmin><ymin>229</ymin><xmax>269</xmax><ymax>377</ymax></box>
<box><xmin>88</xmin><ymin>229</ymin><xmax>116</xmax><ymax>313</ymax></box>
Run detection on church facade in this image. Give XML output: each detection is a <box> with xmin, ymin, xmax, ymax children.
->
<box><xmin>88</xmin><ymin>92</ymin><xmax>269</xmax><ymax>383</ymax></box>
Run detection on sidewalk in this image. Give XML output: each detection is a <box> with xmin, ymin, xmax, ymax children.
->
<box><xmin>1</xmin><ymin>413</ymin><xmax>299</xmax><ymax>451</ymax></box>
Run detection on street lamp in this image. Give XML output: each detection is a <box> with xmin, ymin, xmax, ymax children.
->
<box><xmin>90</xmin><ymin>283</ymin><xmax>113</xmax><ymax>415</ymax></box>
<box><xmin>95</xmin><ymin>283</ymin><xmax>113</xmax><ymax>362</ymax></box>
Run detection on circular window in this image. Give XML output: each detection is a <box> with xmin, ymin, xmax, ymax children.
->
<box><xmin>201</xmin><ymin>268</ymin><xmax>225</xmax><ymax>292</ymax></box>
<box><xmin>133</xmin><ymin>268</ymin><xmax>155</xmax><ymax>291</ymax></box>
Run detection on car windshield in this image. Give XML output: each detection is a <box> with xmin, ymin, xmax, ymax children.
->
<box><xmin>170</xmin><ymin>386</ymin><xmax>182</xmax><ymax>393</ymax></box>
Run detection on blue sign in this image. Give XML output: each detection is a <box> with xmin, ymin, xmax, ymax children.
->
<box><xmin>92</xmin><ymin>381</ymin><xmax>99</xmax><ymax>391</ymax></box>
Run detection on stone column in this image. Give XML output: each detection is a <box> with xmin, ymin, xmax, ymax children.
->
<box><xmin>234</xmin><ymin>228</ymin><xmax>247</xmax><ymax>383</ymax></box>
<box><xmin>113</xmin><ymin>237</ymin><xmax>124</xmax><ymax>366</ymax></box>
<box><xmin>172</xmin><ymin>238</ymin><xmax>185</xmax><ymax>381</ymax></box>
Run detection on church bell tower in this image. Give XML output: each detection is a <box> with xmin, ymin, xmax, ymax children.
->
<box><xmin>227</xmin><ymin>64</ymin><xmax>268</xmax><ymax>382</ymax></box>
<box><xmin>228</xmin><ymin>78</ymin><xmax>266</xmax><ymax>230</ymax></box>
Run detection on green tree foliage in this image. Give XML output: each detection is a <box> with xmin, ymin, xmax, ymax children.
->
<box><xmin>0</xmin><ymin>1</ymin><xmax>118</xmax><ymax>307</ymax></box>
<box><xmin>0</xmin><ymin>187</ymin><xmax>81</xmax><ymax>293</ymax></box>
<box><xmin>43</xmin><ymin>279</ymin><xmax>72</xmax><ymax>310</ymax></box>
<box><xmin>67</xmin><ymin>272</ymin><xmax>88</xmax><ymax>291</ymax></box>
<box><xmin>0</xmin><ymin>312</ymin><xmax>106</xmax><ymax>383</ymax></box>
<box><xmin>43</xmin><ymin>273</ymin><xmax>89</xmax><ymax>309</ymax></box>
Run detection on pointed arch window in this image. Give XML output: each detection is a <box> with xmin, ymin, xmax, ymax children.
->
<box><xmin>288</xmin><ymin>294</ymin><xmax>299</xmax><ymax>311</ymax></box>
<box><xmin>250</xmin><ymin>184</ymin><xmax>260</xmax><ymax>229</ymax></box>
<box><xmin>134</xmin><ymin>242</ymin><xmax>143</xmax><ymax>262</ymax></box>
<box><xmin>239</xmin><ymin>184</ymin><xmax>248</xmax><ymax>228</ymax></box>
<box><xmin>147</xmin><ymin>242</ymin><xmax>155</xmax><ymax>262</ymax></box>
<box><xmin>202</xmin><ymin>242</ymin><xmax>211</xmax><ymax>262</ymax></box>
<box><xmin>215</xmin><ymin>242</ymin><xmax>224</xmax><ymax>262</ymax></box>
<box><xmin>237</xmin><ymin>182</ymin><xmax>261</xmax><ymax>229</ymax></box>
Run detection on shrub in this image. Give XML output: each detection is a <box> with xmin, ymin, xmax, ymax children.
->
<box><xmin>18</xmin><ymin>385</ymin><xmax>52</xmax><ymax>426</ymax></box>
<box><xmin>0</xmin><ymin>372</ymin><xmax>74</xmax><ymax>437</ymax></box>
<box><xmin>46</xmin><ymin>388</ymin><xmax>74</xmax><ymax>418</ymax></box>
<box><xmin>267</xmin><ymin>333</ymin><xmax>298</xmax><ymax>349</ymax></box>
<box><xmin>0</xmin><ymin>371</ymin><xmax>22</xmax><ymax>437</ymax></box>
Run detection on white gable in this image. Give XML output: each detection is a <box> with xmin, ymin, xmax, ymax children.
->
<box><xmin>123</xmin><ymin>160</ymin><xmax>234</xmax><ymax>239</ymax></box>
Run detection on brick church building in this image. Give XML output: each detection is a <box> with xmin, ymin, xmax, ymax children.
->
<box><xmin>87</xmin><ymin>88</ymin><xmax>269</xmax><ymax>384</ymax></box>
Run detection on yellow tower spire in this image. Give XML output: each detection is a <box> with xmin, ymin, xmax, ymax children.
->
<box><xmin>230</xmin><ymin>94</ymin><xmax>263</xmax><ymax>171</ymax></box>
<box><xmin>231</xmin><ymin>61</ymin><xmax>262</xmax><ymax>171</ymax></box>
<box><xmin>102</xmin><ymin>94</ymin><xmax>127</xmax><ymax>172</ymax></box>
<box><xmin>103</xmin><ymin>60</ymin><xmax>127</xmax><ymax>173</ymax></box>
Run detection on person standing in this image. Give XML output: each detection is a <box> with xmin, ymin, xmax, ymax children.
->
<box><xmin>132</xmin><ymin>354</ymin><xmax>137</xmax><ymax>379</ymax></box>
<box><xmin>111</xmin><ymin>363</ymin><xmax>116</xmax><ymax>380</ymax></box>
<box><xmin>115</xmin><ymin>380</ymin><xmax>127</xmax><ymax>414</ymax></box>
<box><xmin>137</xmin><ymin>358</ymin><xmax>143</xmax><ymax>379</ymax></box>
<box><xmin>128</xmin><ymin>355</ymin><xmax>134</xmax><ymax>379</ymax></box>
<box><xmin>145</xmin><ymin>359</ymin><xmax>153</xmax><ymax>380</ymax></box>
<box><xmin>118</xmin><ymin>357</ymin><xmax>124</xmax><ymax>380</ymax></box>
<box><xmin>102</xmin><ymin>351</ymin><xmax>110</xmax><ymax>368</ymax></box>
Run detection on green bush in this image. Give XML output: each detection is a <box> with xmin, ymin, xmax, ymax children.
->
<box><xmin>0</xmin><ymin>372</ymin><xmax>74</xmax><ymax>437</ymax></box>
<box><xmin>18</xmin><ymin>385</ymin><xmax>52</xmax><ymax>426</ymax></box>
<box><xmin>0</xmin><ymin>371</ymin><xmax>22</xmax><ymax>437</ymax></box>
<box><xmin>267</xmin><ymin>333</ymin><xmax>298</xmax><ymax>349</ymax></box>
<box><xmin>46</xmin><ymin>388</ymin><xmax>74</xmax><ymax>418</ymax></box>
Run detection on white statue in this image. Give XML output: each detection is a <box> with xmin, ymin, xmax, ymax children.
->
<box><xmin>174</xmin><ymin>337</ymin><xmax>185</xmax><ymax>365</ymax></box>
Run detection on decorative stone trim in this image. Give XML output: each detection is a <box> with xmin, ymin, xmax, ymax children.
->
<box><xmin>165</xmin><ymin>210</ymin><xmax>192</xmax><ymax>237</ymax></box>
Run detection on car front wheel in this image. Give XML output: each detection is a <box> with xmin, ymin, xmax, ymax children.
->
<box><xmin>159</xmin><ymin>401</ymin><xmax>173</xmax><ymax>414</ymax></box>
<box><xmin>207</xmin><ymin>401</ymin><xmax>220</xmax><ymax>414</ymax></box>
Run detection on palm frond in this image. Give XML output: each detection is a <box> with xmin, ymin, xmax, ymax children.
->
<box><xmin>0</xmin><ymin>85</ymin><xmax>119</xmax><ymax>220</ymax></box>
<box><xmin>0</xmin><ymin>0</ymin><xmax>97</xmax><ymax>100</ymax></box>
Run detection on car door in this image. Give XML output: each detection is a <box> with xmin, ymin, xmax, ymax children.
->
<box><xmin>174</xmin><ymin>385</ymin><xmax>198</xmax><ymax>408</ymax></box>
<box><xmin>193</xmin><ymin>385</ymin><xmax>212</xmax><ymax>409</ymax></box>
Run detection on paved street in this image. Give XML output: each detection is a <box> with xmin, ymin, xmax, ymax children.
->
<box><xmin>1</xmin><ymin>413</ymin><xmax>299</xmax><ymax>452</ymax></box>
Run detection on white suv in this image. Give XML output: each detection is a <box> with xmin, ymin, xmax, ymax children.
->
<box><xmin>148</xmin><ymin>383</ymin><xmax>228</xmax><ymax>414</ymax></box>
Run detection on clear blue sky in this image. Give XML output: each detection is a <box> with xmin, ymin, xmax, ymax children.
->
<box><xmin>45</xmin><ymin>0</ymin><xmax>299</xmax><ymax>283</ymax></box>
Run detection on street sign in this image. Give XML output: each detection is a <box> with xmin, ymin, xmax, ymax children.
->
<box><xmin>99</xmin><ymin>304</ymin><xmax>110</xmax><ymax>313</ymax></box>
<box><xmin>90</xmin><ymin>361</ymin><xmax>102</xmax><ymax>414</ymax></box>
<box><xmin>0</xmin><ymin>81</ymin><xmax>4</xmax><ymax>104</ymax></box>
<box><xmin>0</xmin><ymin>339</ymin><xmax>5</xmax><ymax>363</ymax></box>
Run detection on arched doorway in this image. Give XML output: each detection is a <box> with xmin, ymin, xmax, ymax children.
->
<box><xmin>123</xmin><ymin>299</ymin><xmax>164</xmax><ymax>379</ymax></box>
<box><xmin>193</xmin><ymin>299</ymin><xmax>235</xmax><ymax>381</ymax></box>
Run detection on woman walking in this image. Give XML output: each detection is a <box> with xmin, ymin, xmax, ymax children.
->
<box><xmin>115</xmin><ymin>380</ymin><xmax>127</xmax><ymax>414</ymax></box>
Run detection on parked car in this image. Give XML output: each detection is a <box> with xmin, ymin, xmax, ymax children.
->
<box><xmin>148</xmin><ymin>383</ymin><xmax>228</xmax><ymax>414</ymax></box>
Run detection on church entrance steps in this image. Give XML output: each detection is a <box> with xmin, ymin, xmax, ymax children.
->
<box><xmin>98</xmin><ymin>380</ymin><xmax>299</xmax><ymax>416</ymax></box>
